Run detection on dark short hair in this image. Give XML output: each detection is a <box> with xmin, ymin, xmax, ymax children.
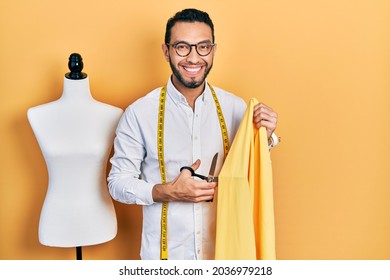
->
<box><xmin>165</xmin><ymin>8</ymin><xmax>215</xmax><ymax>44</ymax></box>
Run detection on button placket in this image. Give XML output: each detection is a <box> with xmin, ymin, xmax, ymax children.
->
<box><xmin>193</xmin><ymin>99</ymin><xmax>204</xmax><ymax>259</ymax></box>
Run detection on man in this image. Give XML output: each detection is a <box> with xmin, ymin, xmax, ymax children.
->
<box><xmin>108</xmin><ymin>8</ymin><xmax>278</xmax><ymax>260</ymax></box>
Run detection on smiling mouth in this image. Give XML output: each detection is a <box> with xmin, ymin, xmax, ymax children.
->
<box><xmin>183</xmin><ymin>66</ymin><xmax>202</xmax><ymax>74</ymax></box>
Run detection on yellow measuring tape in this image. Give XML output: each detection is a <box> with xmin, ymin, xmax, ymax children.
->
<box><xmin>157</xmin><ymin>83</ymin><xmax>229</xmax><ymax>260</ymax></box>
<box><xmin>210</xmin><ymin>85</ymin><xmax>230</xmax><ymax>159</ymax></box>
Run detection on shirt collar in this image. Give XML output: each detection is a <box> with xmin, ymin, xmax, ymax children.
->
<box><xmin>166</xmin><ymin>76</ymin><xmax>211</xmax><ymax>105</ymax></box>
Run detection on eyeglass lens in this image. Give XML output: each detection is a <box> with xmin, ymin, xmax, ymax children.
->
<box><xmin>173</xmin><ymin>42</ymin><xmax>214</xmax><ymax>57</ymax></box>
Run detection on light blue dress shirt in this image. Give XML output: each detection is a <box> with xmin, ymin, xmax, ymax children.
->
<box><xmin>108</xmin><ymin>77</ymin><xmax>247</xmax><ymax>259</ymax></box>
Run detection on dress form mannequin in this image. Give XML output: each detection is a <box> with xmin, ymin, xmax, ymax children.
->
<box><xmin>27</xmin><ymin>53</ymin><xmax>123</xmax><ymax>258</ymax></box>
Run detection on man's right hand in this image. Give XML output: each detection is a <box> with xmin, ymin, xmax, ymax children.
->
<box><xmin>152</xmin><ymin>159</ymin><xmax>217</xmax><ymax>203</ymax></box>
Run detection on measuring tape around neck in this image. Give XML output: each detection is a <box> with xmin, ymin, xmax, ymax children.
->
<box><xmin>157</xmin><ymin>83</ymin><xmax>229</xmax><ymax>260</ymax></box>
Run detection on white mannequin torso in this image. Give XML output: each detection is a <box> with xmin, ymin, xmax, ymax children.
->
<box><xmin>27</xmin><ymin>77</ymin><xmax>123</xmax><ymax>247</ymax></box>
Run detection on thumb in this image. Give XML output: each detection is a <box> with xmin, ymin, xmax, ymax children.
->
<box><xmin>190</xmin><ymin>159</ymin><xmax>201</xmax><ymax>171</ymax></box>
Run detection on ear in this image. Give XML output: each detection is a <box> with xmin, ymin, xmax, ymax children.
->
<box><xmin>162</xmin><ymin>44</ymin><xmax>170</xmax><ymax>62</ymax></box>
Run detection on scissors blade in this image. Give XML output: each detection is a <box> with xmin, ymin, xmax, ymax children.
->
<box><xmin>207</xmin><ymin>152</ymin><xmax>218</xmax><ymax>182</ymax></box>
<box><xmin>206</xmin><ymin>153</ymin><xmax>218</xmax><ymax>202</ymax></box>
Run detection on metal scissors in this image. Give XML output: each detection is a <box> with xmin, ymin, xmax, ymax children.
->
<box><xmin>180</xmin><ymin>153</ymin><xmax>219</xmax><ymax>202</ymax></box>
<box><xmin>180</xmin><ymin>152</ymin><xmax>218</xmax><ymax>182</ymax></box>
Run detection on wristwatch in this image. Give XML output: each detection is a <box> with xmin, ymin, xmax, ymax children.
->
<box><xmin>268</xmin><ymin>133</ymin><xmax>280</xmax><ymax>149</ymax></box>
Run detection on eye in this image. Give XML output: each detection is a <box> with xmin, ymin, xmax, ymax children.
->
<box><xmin>198</xmin><ymin>44</ymin><xmax>208</xmax><ymax>50</ymax></box>
<box><xmin>175</xmin><ymin>43</ymin><xmax>189</xmax><ymax>50</ymax></box>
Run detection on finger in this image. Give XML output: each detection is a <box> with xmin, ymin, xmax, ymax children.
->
<box><xmin>260</xmin><ymin>119</ymin><xmax>277</xmax><ymax>129</ymax></box>
<box><xmin>179</xmin><ymin>159</ymin><xmax>201</xmax><ymax>177</ymax></box>
<box><xmin>254</xmin><ymin>112</ymin><xmax>277</xmax><ymax>124</ymax></box>
<box><xmin>192</xmin><ymin>188</ymin><xmax>216</xmax><ymax>203</ymax></box>
<box><xmin>190</xmin><ymin>159</ymin><xmax>201</xmax><ymax>171</ymax></box>
<box><xmin>254</xmin><ymin>107</ymin><xmax>277</xmax><ymax>120</ymax></box>
<box><xmin>196</xmin><ymin>181</ymin><xmax>217</xmax><ymax>190</ymax></box>
<box><xmin>253</xmin><ymin>103</ymin><xmax>277</xmax><ymax>131</ymax></box>
<box><xmin>194</xmin><ymin>195</ymin><xmax>215</xmax><ymax>203</ymax></box>
<box><xmin>254</xmin><ymin>113</ymin><xmax>277</xmax><ymax>128</ymax></box>
<box><xmin>254</xmin><ymin>110</ymin><xmax>276</xmax><ymax>123</ymax></box>
<box><xmin>178</xmin><ymin>168</ymin><xmax>192</xmax><ymax>179</ymax></box>
<box><xmin>254</xmin><ymin>103</ymin><xmax>274</xmax><ymax>115</ymax></box>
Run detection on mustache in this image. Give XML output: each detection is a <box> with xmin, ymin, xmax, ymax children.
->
<box><xmin>168</xmin><ymin>57</ymin><xmax>213</xmax><ymax>89</ymax></box>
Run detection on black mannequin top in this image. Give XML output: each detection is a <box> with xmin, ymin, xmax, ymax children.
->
<box><xmin>65</xmin><ymin>53</ymin><xmax>88</xmax><ymax>80</ymax></box>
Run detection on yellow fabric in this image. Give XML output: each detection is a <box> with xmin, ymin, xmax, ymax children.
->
<box><xmin>215</xmin><ymin>98</ymin><xmax>276</xmax><ymax>260</ymax></box>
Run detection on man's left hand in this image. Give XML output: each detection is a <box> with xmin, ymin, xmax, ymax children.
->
<box><xmin>253</xmin><ymin>103</ymin><xmax>278</xmax><ymax>139</ymax></box>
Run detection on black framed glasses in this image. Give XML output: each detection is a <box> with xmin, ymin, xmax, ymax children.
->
<box><xmin>166</xmin><ymin>41</ymin><xmax>215</xmax><ymax>57</ymax></box>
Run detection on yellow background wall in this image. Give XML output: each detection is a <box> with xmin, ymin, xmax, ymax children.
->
<box><xmin>1</xmin><ymin>0</ymin><xmax>389</xmax><ymax>260</ymax></box>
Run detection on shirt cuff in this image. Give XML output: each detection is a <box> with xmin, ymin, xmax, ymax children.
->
<box><xmin>125</xmin><ymin>181</ymin><xmax>155</xmax><ymax>205</ymax></box>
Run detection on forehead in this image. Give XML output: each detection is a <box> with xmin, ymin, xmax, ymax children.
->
<box><xmin>170</xmin><ymin>22</ymin><xmax>213</xmax><ymax>43</ymax></box>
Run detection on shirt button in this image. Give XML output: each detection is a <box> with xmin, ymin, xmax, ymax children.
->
<box><xmin>196</xmin><ymin>231</ymin><xmax>200</xmax><ymax>235</ymax></box>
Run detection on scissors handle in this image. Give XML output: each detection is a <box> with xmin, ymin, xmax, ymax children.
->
<box><xmin>180</xmin><ymin>166</ymin><xmax>208</xmax><ymax>180</ymax></box>
<box><xmin>180</xmin><ymin>166</ymin><xmax>215</xmax><ymax>203</ymax></box>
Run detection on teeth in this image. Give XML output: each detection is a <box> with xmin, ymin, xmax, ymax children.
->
<box><xmin>184</xmin><ymin>67</ymin><xmax>201</xmax><ymax>72</ymax></box>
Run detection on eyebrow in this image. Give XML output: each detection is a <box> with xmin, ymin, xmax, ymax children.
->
<box><xmin>171</xmin><ymin>39</ymin><xmax>213</xmax><ymax>45</ymax></box>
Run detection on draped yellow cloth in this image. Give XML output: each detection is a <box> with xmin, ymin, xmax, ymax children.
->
<box><xmin>215</xmin><ymin>98</ymin><xmax>276</xmax><ymax>260</ymax></box>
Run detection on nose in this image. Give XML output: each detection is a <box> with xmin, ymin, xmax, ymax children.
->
<box><xmin>186</xmin><ymin>45</ymin><xmax>201</xmax><ymax>62</ymax></box>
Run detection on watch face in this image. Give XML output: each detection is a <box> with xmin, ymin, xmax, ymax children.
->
<box><xmin>273</xmin><ymin>134</ymin><xmax>280</xmax><ymax>145</ymax></box>
<box><xmin>269</xmin><ymin>133</ymin><xmax>280</xmax><ymax>148</ymax></box>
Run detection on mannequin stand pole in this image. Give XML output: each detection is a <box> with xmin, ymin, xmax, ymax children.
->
<box><xmin>76</xmin><ymin>246</ymin><xmax>82</xmax><ymax>260</ymax></box>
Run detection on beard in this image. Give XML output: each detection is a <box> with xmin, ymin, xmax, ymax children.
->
<box><xmin>169</xmin><ymin>58</ymin><xmax>213</xmax><ymax>89</ymax></box>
